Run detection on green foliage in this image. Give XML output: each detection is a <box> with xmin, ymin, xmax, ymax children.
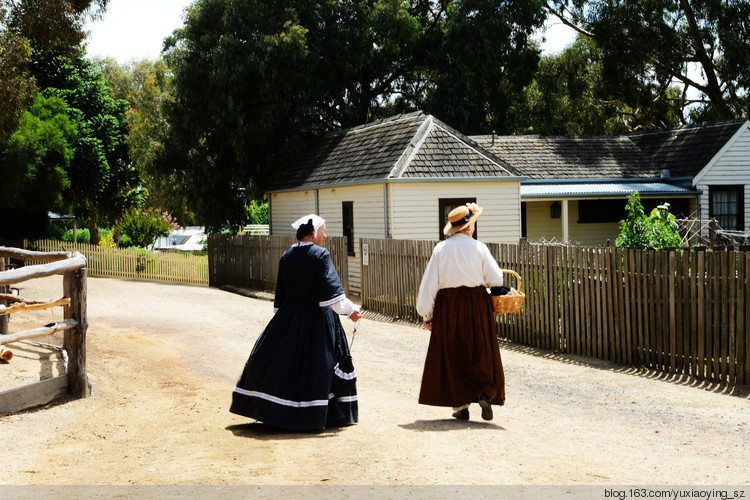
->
<box><xmin>247</xmin><ymin>200</ymin><xmax>269</xmax><ymax>225</ymax></box>
<box><xmin>159</xmin><ymin>0</ymin><xmax>547</xmax><ymax>230</ymax></box>
<box><xmin>118</xmin><ymin>208</ymin><xmax>179</xmax><ymax>248</ymax></box>
<box><xmin>0</xmin><ymin>0</ymin><xmax>109</xmax><ymax>138</ymax></box>
<box><xmin>548</xmin><ymin>1</ymin><xmax>750</xmax><ymax>121</ymax></box>
<box><xmin>94</xmin><ymin>58</ymin><xmax>197</xmax><ymax>225</ymax></box>
<box><xmin>615</xmin><ymin>191</ymin><xmax>681</xmax><ymax>250</ymax></box>
<box><xmin>61</xmin><ymin>228</ymin><xmax>91</xmax><ymax>244</ymax></box>
<box><xmin>28</xmin><ymin>52</ymin><xmax>143</xmax><ymax>243</ymax></box>
<box><xmin>509</xmin><ymin>37</ymin><xmax>680</xmax><ymax>135</ymax></box>
<box><xmin>0</xmin><ymin>31</ymin><xmax>36</xmax><ymax>140</ymax></box>
<box><xmin>0</xmin><ymin>94</ymin><xmax>77</xmax><ymax>238</ymax></box>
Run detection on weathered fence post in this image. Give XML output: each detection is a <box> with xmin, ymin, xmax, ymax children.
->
<box><xmin>64</xmin><ymin>267</ymin><xmax>90</xmax><ymax>398</ymax></box>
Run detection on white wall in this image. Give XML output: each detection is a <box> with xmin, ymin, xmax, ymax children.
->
<box><xmin>268</xmin><ymin>180</ymin><xmax>522</xmax><ymax>295</ymax></box>
<box><xmin>317</xmin><ymin>184</ymin><xmax>385</xmax><ymax>297</ymax></box>
<box><xmin>695</xmin><ymin>125</ymin><xmax>750</xmax><ymax>232</ymax></box>
<box><xmin>269</xmin><ymin>190</ymin><xmax>317</xmax><ymax>235</ymax></box>
<box><xmin>389</xmin><ymin>180</ymin><xmax>522</xmax><ymax>243</ymax></box>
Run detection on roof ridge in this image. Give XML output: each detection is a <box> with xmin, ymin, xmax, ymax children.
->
<box><xmin>627</xmin><ymin>118</ymin><xmax>748</xmax><ymax>137</ymax></box>
<box><xmin>325</xmin><ymin>111</ymin><xmax>426</xmax><ymax>138</ymax></box>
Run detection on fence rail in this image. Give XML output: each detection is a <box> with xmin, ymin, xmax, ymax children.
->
<box><xmin>2</xmin><ymin>240</ymin><xmax>209</xmax><ymax>286</ymax></box>
<box><xmin>1</xmin><ymin>247</ymin><xmax>90</xmax><ymax>413</ymax></box>
<box><xmin>360</xmin><ymin>238</ymin><xmax>750</xmax><ymax>386</ymax></box>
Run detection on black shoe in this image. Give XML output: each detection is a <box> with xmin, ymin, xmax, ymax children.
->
<box><xmin>478</xmin><ymin>393</ymin><xmax>493</xmax><ymax>421</ymax></box>
<box><xmin>452</xmin><ymin>408</ymin><xmax>469</xmax><ymax>420</ymax></box>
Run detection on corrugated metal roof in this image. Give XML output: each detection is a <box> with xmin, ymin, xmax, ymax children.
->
<box><xmin>521</xmin><ymin>181</ymin><xmax>697</xmax><ymax>198</ymax></box>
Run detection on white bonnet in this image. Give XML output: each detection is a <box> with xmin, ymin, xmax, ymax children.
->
<box><xmin>291</xmin><ymin>214</ymin><xmax>326</xmax><ymax>231</ymax></box>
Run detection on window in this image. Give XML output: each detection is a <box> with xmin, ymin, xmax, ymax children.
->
<box><xmin>577</xmin><ymin>198</ymin><xmax>692</xmax><ymax>223</ymax></box>
<box><xmin>709</xmin><ymin>185</ymin><xmax>745</xmax><ymax>231</ymax></box>
<box><xmin>438</xmin><ymin>197</ymin><xmax>477</xmax><ymax>240</ymax></box>
<box><xmin>342</xmin><ymin>201</ymin><xmax>355</xmax><ymax>256</ymax></box>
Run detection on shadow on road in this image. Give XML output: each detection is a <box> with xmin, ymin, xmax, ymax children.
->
<box><xmin>399</xmin><ymin>419</ymin><xmax>505</xmax><ymax>432</ymax></box>
<box><xmin>226</xmin><ymin>422</ymin><xmax>345</xmax><ymax>440</ymax></box>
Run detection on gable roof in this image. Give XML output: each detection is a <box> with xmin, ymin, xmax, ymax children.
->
<box><xmin>268</xmin><ymin>112</ymin><xmax>518</xmax><ymax>191</ymax></box>
<box><xmin>627</xmin><ymin>119</ymin><xmax>747</xmax><ymax>178</ymax></box>
<box><xmin>472</xmin><ymin>135</ymin><xmax>662</xmax><ymax>180</ymax></box>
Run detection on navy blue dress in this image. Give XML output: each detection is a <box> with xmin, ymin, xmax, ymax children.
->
<box><xmin>230</xmin><ymin>243</ymin><xmax>358</xmax><ymax>430</ymax></box>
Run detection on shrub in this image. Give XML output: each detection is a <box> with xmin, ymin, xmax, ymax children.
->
<box><xmin>118</xmin><ymin>208</ymin><xmax>179</xmax><ymax>248</ymax></box>
<box><xmin>616</xmin><ymin>191</ymin><xmax>681</xmax><ymax>250</ymax></box>
<box><xmin>247</xmin><ymin>200</ymin><xmax>269</xmax><ymax>224</ymax></box>
<box><xmin>61</xmin><ymin>228</ymin><xmax>90</xmax><ymax>244</ymax></box>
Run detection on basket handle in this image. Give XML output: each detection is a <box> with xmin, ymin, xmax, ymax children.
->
<box><xmin>500</xmin><ymin>269</ymin><xmax>522</xmax><ymax>292</ymax></box>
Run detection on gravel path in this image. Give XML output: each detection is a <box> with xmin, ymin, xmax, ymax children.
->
<box><xmin>1</xmin><ymin>276</ymin><xmax>749</xmax><ymax>486</ymax></box>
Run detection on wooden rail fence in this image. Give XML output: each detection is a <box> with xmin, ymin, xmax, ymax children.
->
<box><xmin>6</xmin><ymin>239</ymin><xmax>209</xmax><ymax>286</ymax></box>
<box><xmin>359</xmin><ymin>238</ymin><xmax>750</xmax><ymax>386</ymax></box>
<box><xmin>1</xmin><ymin>247</ymin><xmax>90</xmax><ymax>414</ymax></box>
<box><xmin>208</xmin><ymin>234</ymin><xmax>349</xmax><ymax>295</ymax></box>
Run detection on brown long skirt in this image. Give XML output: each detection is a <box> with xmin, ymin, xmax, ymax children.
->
<box><xmin>418</xmin><ymin>286</ymin><xmax>505</xmax><ymax>408</ymax></box>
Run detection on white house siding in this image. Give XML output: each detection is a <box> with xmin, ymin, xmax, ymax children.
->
<box><xmin>388</xmin><ymin>180</ymin><xmax>521</xmax><ymax>243</ymax></box>
<box><xmin>269</xmin><ymin>190</ymin><xmax>317</xmax><ymax>235</ymax></box>
<box><xmin>524</xmin><ymin>201</ymin><xmax>563</xmax><ymax>243</ymax></box>
<box><xmin>316</xmin><ymin>184</ymin><xmax>386</xmax><ymax>298</ymax></box>
<box><xmin>694</xmin><ymin>127</ymin><xmax>750</xmax><ymax>233</ymax></box>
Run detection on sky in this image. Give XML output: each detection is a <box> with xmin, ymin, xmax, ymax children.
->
<box><xmin>84</xmin><ymin>0</ymin><xmax>578</xmax><ymax>63</ymax></box>
<box><xmin>83</xmin><ymin>0</ymin><xmax>193</xmax><ymax>62</ymax></box>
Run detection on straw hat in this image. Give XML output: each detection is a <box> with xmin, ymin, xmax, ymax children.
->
<box><xmin>443</xmin><ymin>203</ymin><xmax>483</xmax><ymax>236</ymax></box>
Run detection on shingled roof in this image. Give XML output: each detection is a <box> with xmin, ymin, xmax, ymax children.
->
<box><xmin>267</xmin><ymin>112</ymin><xmax>517</xmax><ymax>191</ymax></box>
<box><xmin>472</xmin><ymin>135</ymin><xmax>662</xmax><ymax>180</ymax></box>
<box><xmin>626</xmin><ymin>119</ymin><xmax>747</xmax><ymax>178</ymax></box>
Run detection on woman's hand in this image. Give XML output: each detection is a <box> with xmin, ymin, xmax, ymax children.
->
<box><xmin>423</xmin><ymin>320</ymin><xmax>432</xmax><ymax>331</ymax></box>
<box><xmin>349</xmin><ymin>310</ymin><xmax>362</xmax><ymax>322</ymax></box>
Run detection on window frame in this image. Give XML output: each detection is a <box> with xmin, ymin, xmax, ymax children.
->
<box><xmin>342</xmin><ymin>201</ymin><xmax>355</xmax><ymax>256</ymax></box>
<box><xmin>708</xmin><ymin>185</ymin><xmax>745</xmax><ymax>231</ymax></box>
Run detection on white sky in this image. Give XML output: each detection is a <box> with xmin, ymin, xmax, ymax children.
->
<box><xmin>84</xmin><ymin>0</ymin><xmax>577</xmax><ymax>63</ymax></box>
<box><xmin>83</xmin><ymin>0</ymin><xmax>193</xmax><ymax>62</ymax></box>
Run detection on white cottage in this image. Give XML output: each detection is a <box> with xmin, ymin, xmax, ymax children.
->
<box><xmin>475</xmin><ymin>119</ymin><xmax>750</xmax><ymax>246</ymax></box>
<box><xmin>265</xmin><ymin>112</ymin><xmax>524</xmax><ymax>297</ymax></box>
<box><xmin>630</xmin><ymin>119</ymin><xmax>750</xmax><ymax>242</ymax></box>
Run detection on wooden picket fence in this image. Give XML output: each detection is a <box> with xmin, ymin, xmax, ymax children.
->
<box><xmin>360</xmin><ymin>238</ymin><xmax>750</xmax><ymax>386</ymax></box>
<box><xmin>207</xmin><ymin>234</ymin><xmax>349</xmax><ymax>295</ymax></box>
<box><xmin>9</xmin><ymin>240</ymin><xmax>209</xmax><ymax>286</ymax></box>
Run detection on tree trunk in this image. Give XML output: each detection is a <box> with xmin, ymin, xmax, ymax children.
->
<box><xmin>87</xmin><ymin>221</ymin><xmax>100</xmax><ymax>246</ymax></box>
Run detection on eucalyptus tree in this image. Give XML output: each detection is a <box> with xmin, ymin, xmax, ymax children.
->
<box><xmin>510</xmin><ymin>37</ymin><xmax>681</xmax><ymax>135</ymax></box>
<box><xmin>159</xmin><ymin>0</ymin><xmax>547</xmax><ymax>230</ymax></box>
<box><xmin>0</xmin><ymin>0</ymin><xmax>109</xmax><ymax>136</ymax></box>
<box><xmin>29</xmin><ymin>54</ymin><xmax>141</xmax><ymax>244</ymax></box>
<box><xmin>545</xmin><ymin>0</ymin><xmax>750</xmax><ymax>121</ymax></box>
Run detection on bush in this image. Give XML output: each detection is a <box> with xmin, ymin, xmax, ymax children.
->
<box><xmin>61</xmin><ymin>228</ymin><xmax>91</xmax><ymax>244</ymax></box>
<box><xmin>118</xmin><ymin>208</ymin><xmax>179</xmax><ymax>248</ymax></box>
<box><xmin>247</xmin><ymin>200</ymin><xmax>269</xmax><ymax>224</ymax></box>
<box><xmin>616</xmin><ymin>191</ymin><xmax>681</xmax><ymax>250</ymax></box>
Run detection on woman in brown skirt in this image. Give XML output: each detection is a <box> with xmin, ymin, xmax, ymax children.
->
<box><xmin>416</xmin><ymin>203</ymin><xmax>505</xmax><ymax>421</ymax></box>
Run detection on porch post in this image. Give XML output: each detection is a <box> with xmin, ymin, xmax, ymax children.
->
<box><xmin>562</xmin><ymin>199</ymin><xmax>570</xmax><ymax>243</ymax></box>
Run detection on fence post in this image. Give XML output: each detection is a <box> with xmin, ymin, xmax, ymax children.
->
<box><xmin>710</xmin><ymin>219</ymin><xmax>716</xmax><ymax>249</ymax></box>
<box><xmin>64</xmin><ymin>267</ymin><xmax>90</xmax><ymax>398</ymax></box>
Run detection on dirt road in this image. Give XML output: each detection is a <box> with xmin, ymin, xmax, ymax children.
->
<box><xmin>1</xmin><ymin>276</ymin><xmax>749</xmax><ymax>485</ymax></box>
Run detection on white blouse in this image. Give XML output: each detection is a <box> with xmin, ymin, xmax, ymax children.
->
<box><xmin>416</xmin><ymin>234</ymin><xmax>504</xmax><ymax>321</ymax></box>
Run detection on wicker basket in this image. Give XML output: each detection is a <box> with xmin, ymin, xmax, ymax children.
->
<box><xmin>491</xmin><ymin>269</ymin><xmax>525</xmax><ymax>315</ymax></box>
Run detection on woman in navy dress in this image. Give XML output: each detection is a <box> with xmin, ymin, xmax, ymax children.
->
<box><xmin>230</xmin><ymin>214</ymin><xmax>362</xmax><ymax>430</ymax></box>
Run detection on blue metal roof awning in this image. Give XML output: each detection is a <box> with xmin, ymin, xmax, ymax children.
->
<box><xmin>521</xmin><ymin>181</ymin><xmax>698</xmax><ymax>199</ymax></box>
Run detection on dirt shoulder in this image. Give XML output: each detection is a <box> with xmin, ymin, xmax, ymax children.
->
<box><xmin>1</xmin><ymin>276</ymin><xmax>749</xmax><ymax>485</ymax></box>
